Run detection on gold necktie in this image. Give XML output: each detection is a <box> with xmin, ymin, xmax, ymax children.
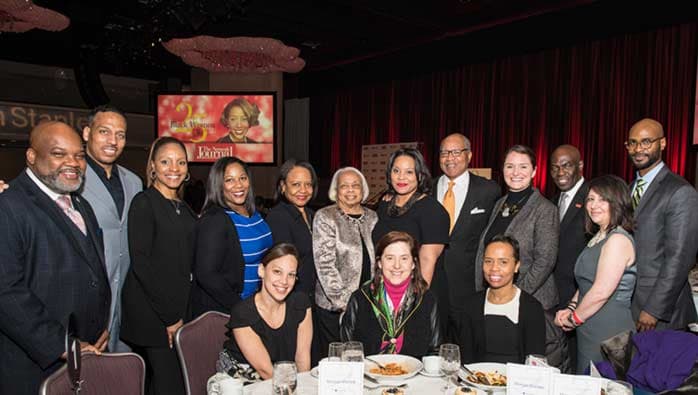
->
<box><xmin>443</xmin><ymin>181</ymin><xmax>456</xmax><ymax>233</ymax></box>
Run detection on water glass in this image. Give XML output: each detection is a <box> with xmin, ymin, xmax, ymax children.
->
<box><xmin>272</xmin><ymin>361</ymin><xmax>297</xmax><ymax>395</ymax></box>
<box><xmin>328</xmin><ymin>342</ymin><xmax>345</xmax><ymax>361</ymax></box>
<box><xmin>342</xmin><ymin>341</ymin><xmax>364</xmax><ymax>362</ymax></box>
<box><xmin>439</xmin><ymin>343</ymin><xmax>461</xmax><ymax>393</ymax></box>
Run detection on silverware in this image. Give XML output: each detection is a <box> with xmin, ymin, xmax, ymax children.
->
<box><xmin>365</xmin><ymin>356</ymin><xmax>387</xmax><ymax>369</ymax></box>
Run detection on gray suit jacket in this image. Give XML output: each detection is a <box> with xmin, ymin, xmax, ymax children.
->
<box><xmin>630</xmin><ymin>165</ymin><xmax>698</xmax><ymax>329</ymax></box>
<box><xmin>475</xmin><ymin>189</ymin><xmax>560</xmax><ymax>310</ymax></box>
<box><xmin>81</xmin><ymin>164</ymin><xmax>142</xmax><ymax>351</ymax></box>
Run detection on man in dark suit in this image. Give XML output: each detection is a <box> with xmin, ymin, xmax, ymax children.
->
<box><xmin>549</xmin><ymin>144</ymin><xmax>589</xmax><ymax>372</ymax></box>
<box><xmin>81</xmin><ymin>105</ymin><xmax>142</xmax><ymax>352</ymax></box>
<box><xmin>549</xmin><ymin>145</ymin><xmax>589</xmax><ymax>310</ymax></box>
<box><xmin>0</xmin><ymin>121</ymin><xmax>110</xmax><ymax>394</ymax></box>
<box><xmin>626</xmin><ymin>118</ymin><xmax>698</xmax><ymax>331</ymax></box>
<box><xmin>435</xmin><ymin>133</ymin><xmax>500</xmax><ymax>330</ymax></box>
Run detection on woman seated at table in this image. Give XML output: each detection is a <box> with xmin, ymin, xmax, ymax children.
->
<box><xmin>222</xmin><ymin>243</ymin><xmax>312</xmax><ymax>379</ymax></box>
<box><xmin>340</xmin><ymin>231</ymin><xmax>441</xmax><ymax>358</ymax></box>
<box><xmin>457</xmin><ymin>235</ymin><xmax>545</xmax><ymax>364</ymax></box>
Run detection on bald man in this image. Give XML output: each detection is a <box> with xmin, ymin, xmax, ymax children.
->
<box><xmin>626</xmin><ymin>118</ymin><xmax>698</xmax><ymax>331</ymax></box>
<box><xmin>0</xmin><ymin>122</ymin><xmax>110</xmax><ymax>394</ymax></box>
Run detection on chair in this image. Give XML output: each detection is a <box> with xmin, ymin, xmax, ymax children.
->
<box><xmin>175</xmin><ymin>311</ymin><xmax>231</xmax><ymax>395</ymax></box>
<box><xmin>39</xmin><ymin>352</ymin><xmax>145</xmax><ymax>395</ymax></box>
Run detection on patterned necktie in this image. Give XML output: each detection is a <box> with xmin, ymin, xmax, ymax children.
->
<box><xmin>443</xmin><ymin>181</ymin><xmax>456</xmax><ymax>233</ymax></box>
<box><xmin>56</xmin><ymin>195</ymin><xmax>86</xmax><ymax>235</ymax></box>
<box><xmin>558</xmin><ymin>192</ymin><xmax>568</xmax><ymax>222</ymax></box>
<box><xmin>632</xmin><ymin>178</ymin><xmax>646</xmax><ymax>210</ymax></box>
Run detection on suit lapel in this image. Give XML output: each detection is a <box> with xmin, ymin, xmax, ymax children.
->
<box><xmin>559</xmin><ymin>182</ymin><xmax>588</xmax><ymax>232</ymax></box>
<box><xmin>118</xmin><ymin>166</ymin><xmax>139</xmax><ymax>224</ymax></box>
<box><xmin>19</xmin><ymin>173</ymin><xmax>100</xmax><ymax>277</ymax></box>
<box><xmin>451</xmin><ymin>176</ymin><xmax>482</xmax><ymax>235</ymax></box>
<box><xmin>71</xmin><ymin>193</ymin><xmax>108</xmax><ymax>281</ymax></box>
<box><xmin>634</xmin><ymin>165</ymin><xmax>669</xmax><ymax>216</ymax></box>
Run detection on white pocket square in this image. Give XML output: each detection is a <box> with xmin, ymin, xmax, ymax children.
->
<box><xmin>470</xmin><ymin>207</ymin><xmax>486</xmax><ymax>214</ymax></box>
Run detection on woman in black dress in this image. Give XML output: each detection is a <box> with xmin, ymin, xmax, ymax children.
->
<box><xmin>222</xmin><ymin>243</ymin><xmax>312</xmax><ymax>379</ymax></box>
<box><xmin>121</xmin><ymin>137</ymin><xmax>196</xmax><ymax>395</ymax></box>
<box><xmin>457</xmin><ymin>235</ymin><xmax>545</xmax><ymax>364</ymax></box>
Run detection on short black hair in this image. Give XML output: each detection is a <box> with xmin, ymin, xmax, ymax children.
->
<box><xmin>486</xmin><ymin>234</ymin><xmax>521</xmax><ymax>262</ymax></box>
<box><xmin>273</xmin><ymin>158</ymin><xmax>318</xmax><ymax>204</ymax></box>
<box><xmin>87</xmin><ymin>104</ymin><xmax>127</xmax><ymax>128</ymax></box>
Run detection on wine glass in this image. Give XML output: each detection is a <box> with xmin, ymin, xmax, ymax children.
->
<box><xmin>328</xmin><ymin>342</ymin><xmax>344</xmax><ymax>362</ymax></box>
<box><xmin>439</xmin><ymin>343</ymin><xmax>461</xmax><ymax>393</ymax></box>
<box><xmin>342</xmin><ymin>341</ymin><xmax>364</xmax><ymax>362</ymax></box>
<box><xmin>272</xmin><ymin>361</ymin><xmax>297</xmax><ymax>395</ymax></box>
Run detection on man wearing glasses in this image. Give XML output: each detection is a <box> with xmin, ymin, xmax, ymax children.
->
<box><xmin>626</xmin><ymin>118</ymin><xmax>698</xmax><ymax>331</ymax></box>
<box><xmin>434</xmin><ymin>133</ymin><xmax>500</xmax><ymax>338</ymax></box>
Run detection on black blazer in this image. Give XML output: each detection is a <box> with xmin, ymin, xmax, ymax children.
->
<box><xmin>190</xmin><ymin>205</ymin><xmax>246</xmax><ymax>317</ymax></box>
<box><xmin>0</xmin><ymin>171</ymin><xmax>110</xmax><ymax>395</ymax></box>
<box><xmin>433</xmin><ymin>173</ymin><xmax>501</xmax><ymax>308</ymax></box>
<box><xmin>266</xmin><ymin>200</ymin><xmax>316</xmax><ymax>294</ymax></box>
<box><xmin>455</xmin><ymin>289</ymin><xmax>545</xmax><ymax>364</ymax></box>
<box><xmin>340</xmin><ymin>284</ymin><xmax>441</xmax><ymax>358</ymax></box>
<box><xmin>552</xmin><ymin>181</ymin><xmax>590</xmax><ymax>309</ymax></box>
<box><xmin>120</xmin><ymin>187</ymin><xmax>196</xmax><ymax>347</ymax></box>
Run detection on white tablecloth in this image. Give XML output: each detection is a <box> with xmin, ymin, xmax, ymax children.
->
<box><xmin>243</xmin><ymin>371</ymin><xmax>490</xmax><ymax>395</ymax></box>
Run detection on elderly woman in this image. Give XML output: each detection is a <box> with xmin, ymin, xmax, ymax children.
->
<box><xmin>313</xmin><ymin>167</ymin><xmax>378</xmax><ymax>358</ymax></box>
<box><xmin>222</xmin><ymin>243</ymin><xmax>312</xmax><ymax>380</ymax></box>
<box><xmin>190</xmin><ymin>156</ymin><xmax>272</xmax><ymax>317</ymax></box>
<box><xmin>458</xmin><ymin>235</ymin><xmax>545</xmax><ymax>364</ymax></box>
<box><xmin>341</xmin><ymin>231</ymin><xmax>441</xmax><ymax>357</ymax></box>
<box><xmin>475</xmin><ymin>144</ymin><xmax>566</xmax><ymax>369</ymax></box>
<box><xmin>555</xmin><ymin>175</ymin><xmax>636</xmax><ymax>373</ymax></box>
<box><xmin>121</xmin><ymin>137</ymin><xmax>195</xmax><ymax>395</ymax></box>
<box><xmin>217</xmin><ymin>98</ymin><xmax>261</xmax><ymax>143</ymax></box>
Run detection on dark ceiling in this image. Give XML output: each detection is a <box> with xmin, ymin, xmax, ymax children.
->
<box><xmin>0</xmin><ymin>0</ymin><xmax>696</xmax><ymax>92</ymax></box>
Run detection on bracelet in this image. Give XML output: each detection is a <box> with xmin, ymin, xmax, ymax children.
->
<box><xmin>572</xmin><ymin>311</ymin><xmax>584</xmax><ymax>326</ymax></box>
<box><xmin>567</xmin><ymin>314</ymin><xmax>579</xmax><ymax>328</ymax></box>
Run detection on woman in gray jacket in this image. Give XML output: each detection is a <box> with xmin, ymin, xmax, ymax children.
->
<box><xmin>475</xmin><ymin>144</ymin><xmax>568</xmax><ymax>371</ymax></box>
<box><xmin>312</xmin><ymin>167</ymin><xmax>378</xmax><ymax>359</ymax></box>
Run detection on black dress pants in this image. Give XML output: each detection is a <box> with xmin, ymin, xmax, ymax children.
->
<box><xmin>131</xmin><ymin>344</ymin><xmax>185</xmax><ymax>395</ymax></box>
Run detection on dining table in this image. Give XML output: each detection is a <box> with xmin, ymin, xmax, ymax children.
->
<box><xmin>243</xmin><ymin>371</ymin><xmax>491</xmax><ymax>395</ymax></box>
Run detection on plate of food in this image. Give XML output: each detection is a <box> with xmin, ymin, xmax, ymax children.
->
<box><xmin>364</xmin><ymin>354</ymin><xmax>423</xmax><ymax>382</ymax></box>
<box><xmin>460</xmin><ymin>362</ymin><xmax>507</xmax><ymax>392</ymax></box>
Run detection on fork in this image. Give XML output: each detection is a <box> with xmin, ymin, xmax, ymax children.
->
<box><xmin>365</xmin><ymin>357</ymin><xmax>388</xmax><ymax>369</ymax></box>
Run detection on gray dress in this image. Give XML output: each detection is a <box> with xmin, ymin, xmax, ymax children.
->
<box><xmin>574</xmin><ymin>227</ymin><xmax>636</xmax><ymax>373</ymax></box>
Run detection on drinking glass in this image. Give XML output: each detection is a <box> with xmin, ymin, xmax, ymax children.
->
<box><xmin>272</xmin><ymin>361</ymin><xmax>297</xmax><ymax>395</ymax></box>
<box><xmin>328</xmin><ymin>342</ymin><xmax>345</xmax><ymax>361</ymax></box>
<box><xmin>606</xmin><ymin>380</ymin><xmax>633</xmax><ymax>395</ymax></box>
<box><xmin>342</xmin><ymin>341</ymin><xmax>364</xmax><ymax>362</ymax></box>
<box><xmin>439</xmin><ymin>343</ymin><xmax>461</xmax><ymax>393</ymax></box>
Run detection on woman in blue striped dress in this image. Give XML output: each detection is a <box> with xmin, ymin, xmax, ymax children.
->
<box><xmin>191</xmin><ymin>157</ymin><xmax>273</xmax><ymax>317</ymax></box>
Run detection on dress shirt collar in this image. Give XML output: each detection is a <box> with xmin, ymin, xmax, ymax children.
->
<box><xmin>634</xmin><ymin>161</ymin><xmax>664</xmax><ymax>191</ymax></box>
<box><xmin>439</xmin><ymin>169</ymin><xmax>470</xmax><ymax>191</ymax></box>
<box><xmin>561</xmin><ymin>177</ymin><xmax>585</xmax><ymax>202</ymax></box>
<box><xmin>26</xmin><ymin>167</ymin><xmax>65</xmax><ymax>203</ymax></box>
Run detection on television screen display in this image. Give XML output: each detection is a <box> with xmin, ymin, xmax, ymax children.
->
<box><xmin>156</xmin><ymin>92</ymin><xmax>276</xmax><ymax>163</ymax></box>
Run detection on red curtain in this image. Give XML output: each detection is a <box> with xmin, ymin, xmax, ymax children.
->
<box><xmin>310</xmin><ymin>22</ymin><xmax>697</xmax><ymax>194</ymax></box>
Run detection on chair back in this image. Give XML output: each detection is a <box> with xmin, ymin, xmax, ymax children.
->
<box><xmin>39</xmin><ymin>352</ymin><xmax>145</xmax><ymax>395</ymax></box>
<box><xmin>176</xmin><ymin>311</ymin><xmax>231</xmax><ymax>395</ymax></box>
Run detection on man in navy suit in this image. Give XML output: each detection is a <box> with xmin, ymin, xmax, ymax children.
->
<box><xmin>0</xmin><ymin>121</ymin><xmax>110</xmax><ymax>394</ymax></box>
<box><xmin>549</xmin><ymin>144</ymin><xmax>589</xmax><ymax>372</ymax></box>
<box><xmin>435</xmin><ymin>133</ymin><xmax>500</xmax><ymax>337</ymax></box>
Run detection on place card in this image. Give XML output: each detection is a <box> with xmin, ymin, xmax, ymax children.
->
<box><xmin>506</xmin><ymin>363</ymin><xmax>553</xmax><ymax>395</ymax></box>
<box><xmin>551</xmin><ymin>374</ymin><xmax>604</xmax><ymax>395</ymax></box>
<box><xmin>318</xmin><ymin>360</ymin><xmax>364</xmax><ymax>395</ymax></box>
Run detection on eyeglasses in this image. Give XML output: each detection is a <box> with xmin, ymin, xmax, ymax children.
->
<box><xmin>439</xmin><ymin>148</ymin><xmax>470</xmax><ymax>158</ymax></box>
<box><xmin>624</xmin><ymin>137</ymin><xmax>663</xmax><ymax>151</ymax></box>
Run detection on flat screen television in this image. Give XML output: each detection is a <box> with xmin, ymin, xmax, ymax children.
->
<box><xmin>156</xmin><ymin>92</ymin><xmax>276</xmax><ymax>164</ymax></box>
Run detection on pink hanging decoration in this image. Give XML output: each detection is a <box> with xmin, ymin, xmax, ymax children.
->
<box><xmin>162</xmin><ymin>36</ymin><xmax>305</xmax><ymax>73</ymax></box>
<box><xmin>0</xmin><ymin>0</ymin><xmax>69</xmax><ymax>33</ymax></box>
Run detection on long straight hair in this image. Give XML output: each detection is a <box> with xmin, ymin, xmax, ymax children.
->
<box><xmin>201</xmin><ymin>156</ymin><xmax>255</xmax><ymax>215</ymax></box>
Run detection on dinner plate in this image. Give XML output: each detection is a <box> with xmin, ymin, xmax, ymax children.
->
<box><xmin>460</xmin><ymin>362</ymin><xmax>507</xmax><ymax>392</ymax></box>
<box><xmin>364</xmin><ymin>354</ymin><xmax>423</xmax><ymax>382</ymax></box>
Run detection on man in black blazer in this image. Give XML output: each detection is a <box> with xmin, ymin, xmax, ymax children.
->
<box><xmin>549</xmin><ymin>145</ymin><xmax>589</xmax><ymax>310</ymax></box>
<box><xmin>434</xmin><ymin>133</ymin><xmax>501</xmax><ymax>329</ymax></box>
<box><xmin>0</xmin><ymin>121</ymin><xmax>110</xmax><ymax>394</ymax></box>
<box><xmin>549</xmin><ymin>144</ymin><xmax>589</xmax><ymax>373</ymax></box>
<box><xmin>626</xmin><ymin>118</ymin><xmax>698</xmax><ymax>331</ymax></box>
